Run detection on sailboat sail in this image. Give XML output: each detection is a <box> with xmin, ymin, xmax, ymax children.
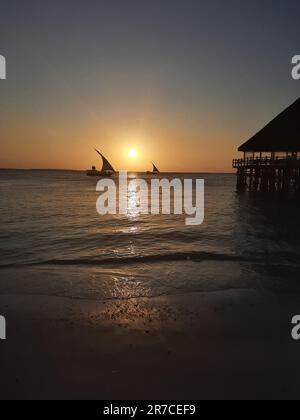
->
<box><xmin>152</xmin><ymin>163</ymin><xmax>160</xmax><ymax>173</ymax></box>
<box><xmin>94</xmin><ymin>149</ymin><xmax>115</xmax><ymax>173</ymax></box>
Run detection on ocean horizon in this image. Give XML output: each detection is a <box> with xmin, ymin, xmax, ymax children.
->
<box><xmin>0</xmin><ymin>168</ymin><xmax>234</xmax><ymax>174</ymax></box>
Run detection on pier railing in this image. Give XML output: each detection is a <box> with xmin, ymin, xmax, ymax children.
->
<box><xmin>233</xmin><ymin>157</ymin><xmax>300</xmax><ymax>168</ymax></box>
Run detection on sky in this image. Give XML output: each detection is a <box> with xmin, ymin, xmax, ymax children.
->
<box><xmin>0</xmin><ymin>0</ymin><xmax>300</xmax><ymax>172</ymax></box>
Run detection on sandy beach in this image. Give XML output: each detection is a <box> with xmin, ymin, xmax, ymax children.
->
<box><xmin>1</xmin><ymin>268</ymin><xmax>300</xmax><ymax>400</ymax></box>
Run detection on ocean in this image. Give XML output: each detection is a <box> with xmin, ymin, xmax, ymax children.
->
<box><xmin>1</xmin><ymin>169</ymin><xmax>300</xmax><ymax>301</ymax></box>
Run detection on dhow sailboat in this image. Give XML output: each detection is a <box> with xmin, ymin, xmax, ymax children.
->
<box><xmin>86</xmin><ymin>149</ymin><xmax>116</xmax><ymax>177</ymax></box>
<box><xmin>147</xmin><ymin>163</ymin><xmax>160</xmax><ymax>175</ymax></box>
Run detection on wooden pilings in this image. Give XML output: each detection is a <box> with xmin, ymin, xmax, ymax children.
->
<box><xmin>233</xmin><ymin>158</ymin><xmax>300</xmax><ymax>193</ymax></box>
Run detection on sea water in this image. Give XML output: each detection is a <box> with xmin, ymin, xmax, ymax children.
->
<box><xmin>1</xmin><ymin>170</ymin><xmax>300</xmax><ymax>301</ymax></box>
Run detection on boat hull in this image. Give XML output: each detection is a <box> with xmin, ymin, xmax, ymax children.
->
<box><xmin>86</xmin><ymin>170</ymin><xmax>113</xmax><ymax>177</ymax></box>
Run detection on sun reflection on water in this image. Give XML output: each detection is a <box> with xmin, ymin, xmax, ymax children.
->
<box><xmin>125</xmin><ymin>177</ymin><xmax>147</xmax><ymax>220</ymax></box>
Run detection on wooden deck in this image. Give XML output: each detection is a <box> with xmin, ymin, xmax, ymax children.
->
<box><xmin>233</xmin><ymin>157</ymin><xmax>300</xmax><ymax>192</ymax></box>
<box><xmin>233</xmin><ymin>157</ymin><xmax>300</xmax><ymax>169</ymax></box>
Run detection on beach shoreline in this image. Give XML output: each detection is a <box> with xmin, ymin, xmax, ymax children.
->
<box><xmin>1</xmin><ymin>282</ymin><xmax>299</xmax><ymax>400</ymax></box>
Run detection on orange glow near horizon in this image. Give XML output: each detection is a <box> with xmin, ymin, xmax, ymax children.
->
<box><xmin>0</xmin><ymin>65</ymin><xmax>268</xmax><ymax>174</ymax></box>
<box><xmin>0</xmin><ymin>118</ymin><xmax>241</xmax><ymax>173</ymax></box>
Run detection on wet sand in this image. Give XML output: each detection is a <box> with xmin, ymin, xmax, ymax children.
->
<box><xmin>1</xmin><ymin>286</ymin><xmax>300</xmax><ymax>400</ymax></box>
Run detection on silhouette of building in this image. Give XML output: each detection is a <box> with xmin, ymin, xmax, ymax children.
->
<box><xmin>233</xmin><ymin>98</ymin><xmax>300</xmax><ymax>192</ymax></box>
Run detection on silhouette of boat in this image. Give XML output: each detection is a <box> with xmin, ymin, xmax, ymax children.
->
<box><xmin>86</xmin><ymin>149</ymin><xmax>116</xmax><ymax>177</ymax></box>
<box><xmin>146</xmin><ymin>163</ymin><xmax>160</xmax><ymax>175</ymax></box>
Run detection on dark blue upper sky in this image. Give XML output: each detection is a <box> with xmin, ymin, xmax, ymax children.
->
<box><xmin>0</xmin><ymin>0</ymin><xmax>300</xmax><ymax>170</ymax></box>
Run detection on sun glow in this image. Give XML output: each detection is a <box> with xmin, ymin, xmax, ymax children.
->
<box><xmin>128</xmin><ymin>149</ymin><xmax>137</xmax><ymax>159</ymax></box>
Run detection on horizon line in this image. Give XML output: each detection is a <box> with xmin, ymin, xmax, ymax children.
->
<box><xmin>0</xmin><ymin>167</ymin><xmax>235</xmax><ymax>174</ymax></box>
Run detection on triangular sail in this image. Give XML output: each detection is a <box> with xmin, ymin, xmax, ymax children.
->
<box><xmin>94</xmin><ymin>149</ymin><xmax>115</xmax><ymax>173</ymax></box>
<box><xmin>152</xmin><ymin>163</ymin><xmax>160</xmax><ymax>173</ymax></box>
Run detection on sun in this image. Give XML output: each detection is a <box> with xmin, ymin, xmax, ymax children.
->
<box><xmin>128</xmin><ymin>149</ymin><xmax>137</xmax><ymax>159</ymax></box>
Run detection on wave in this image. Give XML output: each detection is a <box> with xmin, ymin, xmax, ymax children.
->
<box><xmin>0</xmin><ymin>251</ymin><xmax>268</xmax><ymax>269</ymax></box>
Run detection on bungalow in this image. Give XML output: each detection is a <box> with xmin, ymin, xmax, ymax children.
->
<box><xmin>233</xmin><ymin>98</ymin><xmax>300</xmax><ymax>192</ymax></box>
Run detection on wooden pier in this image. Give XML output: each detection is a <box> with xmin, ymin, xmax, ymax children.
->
<box><xmin>233</xmin><ymin>156</ymin><xmax>300</xmax><ymax>192</ymax></box>
<box><xmin>233</xmin><ymin>97</ymin><xmax>300</xmax><ymax>193</ymax></box>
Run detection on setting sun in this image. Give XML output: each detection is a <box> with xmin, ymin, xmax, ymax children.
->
<box><xmin>128</xmin><ymin>149</ymin><xmax>137</xmax><ymax>159</ymax></box>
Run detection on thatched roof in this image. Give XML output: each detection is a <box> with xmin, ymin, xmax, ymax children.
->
<box><xmin>238</xmin><ymin>97</ymin><xmax>300</xmax><ymax>152</ymax></box>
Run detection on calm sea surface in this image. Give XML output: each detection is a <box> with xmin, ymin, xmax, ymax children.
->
<box><xmin>1</xmin><ymin>170</ymin><xmax>300</xmax><ymax>300</ymax></box>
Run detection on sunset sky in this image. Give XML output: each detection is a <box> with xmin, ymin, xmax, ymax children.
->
<box><xmin>0</xmin><ymin>0</ymin><xmax>300</xmax><ymax>172</ymax></box>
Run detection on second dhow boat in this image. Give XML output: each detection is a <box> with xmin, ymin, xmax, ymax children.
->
<box><xmin>86</xmin><ymin>149</ymin><xmax>116</xmax><ymax>177</ymax></box>
<box><xmin>146</xmin><ymin>163</ymin><xmax>160</xmax><ymax>175</ymax></box>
